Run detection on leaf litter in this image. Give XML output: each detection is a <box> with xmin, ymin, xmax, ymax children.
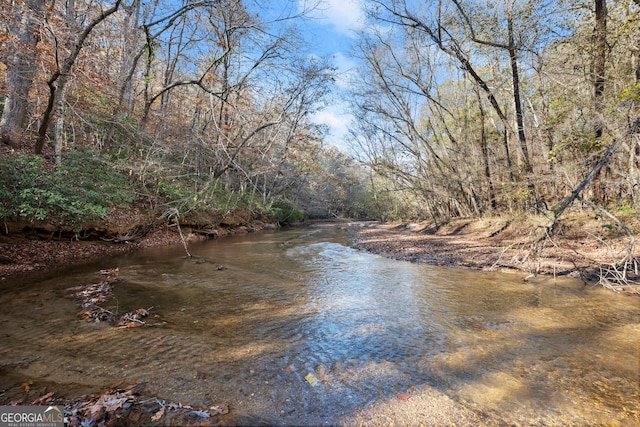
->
<box><xmin>2</xmin><ymin>381</ymin><xmax>230</xmax><ymax>426</ymax></box>
<box><xmin>12</xmin><ymin>268</ymin><xmax>234</xmax><ymax>425</ymax></box>
<box><xmin>65</xmin><ymin>383</ymin><xmax>230</xmax><ymax>426</ymax></box>
<box><xmin>67</xmin><ymin>268</ymin><xmax>154</xmax><ymax>328</ymax></box>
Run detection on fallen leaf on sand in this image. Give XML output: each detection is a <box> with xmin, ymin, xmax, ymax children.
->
<box><xmin>32</xmin><ymin>392</ymin><xmax>55</xmax><ymax>404</ymax></box>
<box><xmin>210</xmin><ymin>403</ymin><xmax>229</xmax><ymax>415</ymax></box>
<box><xmin>88</xmin><ymin>393</ymin><xmax>128</xmax><ymax>418</ymax></box>
<box><xmin>305</xmin><ymin>372</ymin><xmax>319</xmax><ymax>386</ymax></box>
<box><xmin>151</xmin><ymin>405</ymin><xmax>166</xmax><ymax>422</ymax></box>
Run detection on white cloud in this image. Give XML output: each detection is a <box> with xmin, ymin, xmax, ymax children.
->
<box><xmin>302</xmin><ymin>0</ymin><xmax>366</xmax><ymax>37</ymax></box>
<box><xmin>324</xmin><ymin>0</ymin><xmax>365</xmax><ymax>36</ymax></box>
<box><xmin>311</xmin><ymin>103</ymin><xmax>354</xmax><ymax>150</ymax></box>
<box><xmin>332</xmin><ymin>52</ymin><xmax>358</xmax><ymax>88</ymax></box>
<box><xmin>312</xmin><ymin>107</ymin><xmax>349</xmax><ymax>136</ymax></box>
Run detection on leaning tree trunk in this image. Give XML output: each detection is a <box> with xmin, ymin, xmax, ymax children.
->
<box><xmin>549</xmin><ymin>118</ymin><xmax>640</xmax><ymax>229</ymax></box>
<box><xmin>35</xmin><ymin>0</ymin><xmax>123</xmax><ymax>154</ymax></box>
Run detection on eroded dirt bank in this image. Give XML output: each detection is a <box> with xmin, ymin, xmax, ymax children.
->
<box><xmin>0</xmin><ymin>218</ymin><xmax>275</xmax><ymax>279</ymax></box>
<box><xmin>2</xmin><ymin>212</ymin><xmax>639</xmax><ymax>293</ymax></box>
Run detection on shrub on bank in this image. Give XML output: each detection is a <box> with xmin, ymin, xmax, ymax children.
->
<box><xmin>0</xmin><ymin>148</ymin><xmax>310</xmax><ymax>233</ymax></box>
<box><xmin>0</xmin><ymin>149</ymin><xmax>134</xmax><ymax>230</ymax></box>
<box><xmin>268</xmin><ymin>200</ymin><xmax>305</xmax><ymax>224</ymax></box>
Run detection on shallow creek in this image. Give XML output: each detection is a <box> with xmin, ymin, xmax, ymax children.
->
<box><xmin>0</xmin><ymin>224</ymin><xmax>638</xmax><ymax>425</ymax></box>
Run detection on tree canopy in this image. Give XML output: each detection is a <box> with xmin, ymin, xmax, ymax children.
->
<box><xmin>1</xmin><ymin>0</ymin><xmax>639</xmax><ymax>228</ymax></box>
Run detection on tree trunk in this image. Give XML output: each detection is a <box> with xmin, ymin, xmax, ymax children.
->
<box><xmin>508</xmin><ymin>18</ymin><xmax>531</xmax><ymax>173</ymax></box>
<box><xmin>476</xmin><ymin>90</ymin><xmax>496</xmax><ymax>210</ymax></box>
<box><xmin>594</xmin><ymin>0</ymin><xmax>606</xmax><ymax>138</ymax></box>
<box><xmin>102</xmin><ymin>0</ymin><xmax>144</xmax><ymax>152</ymax></box>
<box><xmin>590</xmin><ymin>0</ymin><xmax>607</xmax><ymax>201</ymax></box>
<box><xmin>35</xmin><ymin>0</ymin><xmax>122</xmax><ymax>154</ymax></box>
<box><xmin>54</xmin><ymin>82</ymin><xmax>68</xmax><ymax>164</ymax></box>
<box><xmin>0</xmin><ymin>0</ymin><xmax>45</xmax><ymax>148</ymax></box>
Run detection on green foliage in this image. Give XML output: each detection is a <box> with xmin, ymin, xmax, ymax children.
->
<box><xmin>619</xmin><ymin>83</ymin><xmax>640</xmax><ymax>102</ymax></box>
<box><xmin>614</xmin><ymin>203</ymin><xmax>635</xmax><ymax>217</ymax></box>
<box><xmin>151</xmin><ymin>172</ymin><xmax>229</xmax><ymax>215</ymax></box>
<box><xmin>0</xmin><ymin>152</ymin><xmax>40</xmax><ymax>218</ymax></box>
<box><xmin>0</xmin><ymin>149</ymin><xmax>134</xmax><ymax>229</ymax></box>
<box><xmin>267</xmin><ymin>200</ymin><xmax>305</xmax><ymax>224</ymax></box>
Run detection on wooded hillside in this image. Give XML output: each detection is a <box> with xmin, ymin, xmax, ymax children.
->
<box><xmin>0</xmin><ymin>0</ymin><xmax>375</xmax><ymax>232</ymax></box>
<box><xmin>348</xmin><ymin>0</ymin><xmax>640</xmax><ymax>223</ymax></box>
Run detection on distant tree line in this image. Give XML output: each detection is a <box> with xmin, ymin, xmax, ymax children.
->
<box><xmin>1</xmin><ymin>0</ymin><xmax>638</xmax><ymax>227</ymax></box>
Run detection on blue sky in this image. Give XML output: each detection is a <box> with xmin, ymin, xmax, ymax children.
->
<box><xmin>295</xmin><ymin>0</ymin><xmax>366</xmax><ymax>149</ymax></box>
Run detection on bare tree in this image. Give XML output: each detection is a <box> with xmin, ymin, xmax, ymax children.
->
<box><xmin>0</xmin><ymin>0</ymin><xmax>46</xmax><ymax>148</ymax></box>
<box><xmin>101</xmin><ymin>0</ymin><xmax>146</xmax><ymax>152</ymax></box>
<box><xmin>35</xmin><ymin>0</ymin><xmax>124</xmax><ymax>157</ymax></box>
<box><xmin>367</xmin><ymin>0</ymin><xmax>524</xmax><ymax>177</ymax></box>
<box><xmin>451</xmin><ymin>0</ymin><xmax>534</xmax><ymax>173</ymax></box>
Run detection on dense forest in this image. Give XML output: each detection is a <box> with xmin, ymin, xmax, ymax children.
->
<box><xmin>0</xmin><ymin>0</ymin><xmax>639</xmax><ymax>236</ymax></box>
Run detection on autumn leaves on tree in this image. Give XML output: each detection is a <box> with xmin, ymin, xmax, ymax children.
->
<box><xmin>0</xmin><ymin>0</ymin><xmax>372</xmax><ymax>222</ymax></box>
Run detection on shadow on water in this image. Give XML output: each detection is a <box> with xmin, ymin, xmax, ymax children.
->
<box><xmin>0</xmin><ymin>225</ymin><xmax>638</xmax><ymax>426</ymax></box>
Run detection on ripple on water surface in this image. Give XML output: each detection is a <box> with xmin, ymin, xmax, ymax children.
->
<box><xmin>0</xmin><ymin>226</ymin><xmax>638</xmax><ymax>425</ymax></box>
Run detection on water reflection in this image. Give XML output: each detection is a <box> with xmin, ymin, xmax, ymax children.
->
<box><xmin>0</xmin><ymin>225</ymin><xmax>638</xmax><ymax>425</ymax></box>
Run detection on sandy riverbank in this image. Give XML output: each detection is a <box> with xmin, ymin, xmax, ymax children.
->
<box><xmin>2</xmin><ymin>212</ymin><xmax>638</xmax><ymax>293</ymax></box>
<box><xmin>349</xmin><ymin>213</ymin><xmax>639</xmax><ymax>294</ymax></box>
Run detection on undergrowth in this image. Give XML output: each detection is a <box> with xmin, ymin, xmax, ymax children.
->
<box><xmin>0</xmin><ymin>149</ymin><xmax>134</xmax><ymax>230</ymax></box>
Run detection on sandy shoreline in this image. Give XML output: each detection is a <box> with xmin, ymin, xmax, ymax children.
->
<box><xmin>348</xmin><ymin>215</ymin><xmax>639</xmax><ymax>293</ymax></box>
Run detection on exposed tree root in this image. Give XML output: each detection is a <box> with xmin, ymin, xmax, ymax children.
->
<box><xmin>516</xmin><ymin>205</ymin><xmax>638</xmax><ymax>288</ymax></box>
<box><xmin>574</xmin><ymin>196</ymin><xmax>639</xmax><ymax>293</ymax></box>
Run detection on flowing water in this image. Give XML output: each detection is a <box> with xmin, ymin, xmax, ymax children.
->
<box><xmin>0</xmin><ymin>224</ymin><xmax>638</xmax><ymax>425</ymax></box>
